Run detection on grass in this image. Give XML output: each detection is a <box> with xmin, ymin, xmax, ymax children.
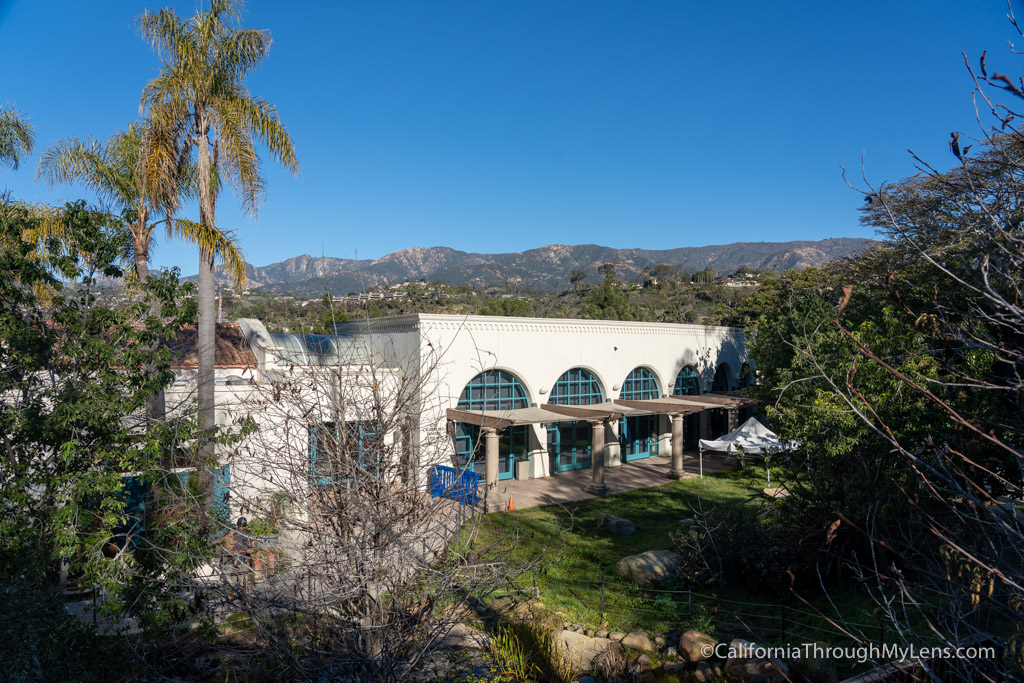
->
<box><xmin>470</xmin><ymin>465</ymin><xmax>904</xmax><ymax>676</ymax></box>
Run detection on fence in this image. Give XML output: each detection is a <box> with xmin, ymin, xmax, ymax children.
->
<box><xmin>429</xmin><ymin>465</ymin><xmax>480</xmax><ymax>505</ymax></box>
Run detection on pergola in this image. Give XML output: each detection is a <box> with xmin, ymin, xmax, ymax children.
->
<box><xmin>446</xmin><ymin>392</ymin><xmax>757</xmax><ymax>492</ymax></box>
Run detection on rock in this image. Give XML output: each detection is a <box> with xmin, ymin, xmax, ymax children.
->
<box><xmin>595</xmin><ymin>630</ymin><xmax>609</xmax><ymax>638</ymax></box>
<box><xmin>664</xmin><ymin>646</ymin><xmax>678</xmax><ymax>658</ymax></box>
<box><xmin>553</xmin><ymin>630</ymin><xmax>623</xmax><ymax>673</ymax></box>
<box><xmin>723</xmin><ymin>639</ymin><xmax>790</xmax><ymax>683</ymax></box>
<box><xmin>600</xmin><ymin>620</ymin><xmax>609</xmax><ymax>628</ymax></box>
<box><xmin>636</xmin><ymin>653</ymin><xmax>654</xmax><ymax>669</ymax></box>
<box><xmin>620</xmin><ymin>631</ymin><xmax>654</xmax><ymax>652</ymax></box>
<box><xmin>439</xmin><ymin>622</ymin><xmax>491</xmax><ymax>650</ymax></box>
<box><xmin>655</xmin><ymin>635</ymin><xmax>666</xmax><ymax>647</ymax></box>
<box><xmin>584</xmin><ymin>629</ymin><xmax>594</xmax><ymax>637</ymax></box>
<box><xmin>693</xmin><ymin>661</ymin><xmax>713</xmax><ymax>681</ymax></box>
<box><xmin>678</xmin><ymin>628</ymin><xmax>718</xmax><ymax>663</ymax></box>
<box><xmin>572</xmin><ymin>622</ymin><xmax>584</xmax><ymax>632</ymax></box>
<box><xmin>664</xmin><ymin>661</ymin><xmax>687</xmax><ymax>673</ymax></box>
<box><xmin>614</xmin><ymin>550</ymin><xmax>682</xmax><ymax>587</ymax></box>
<box><xmin>597</xmin><ymin>512</ymin><xmax>636</xmax><ymax>535</ymax></box>
<box><xmin>608</xmin><ymin>631</ymin><xmax>626</xmax><ymax>641</ymax></box>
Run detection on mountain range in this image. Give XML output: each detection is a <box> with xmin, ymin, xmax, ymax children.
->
<box><xmin>201</xmin><ymin>238</ymin><xmax>877</xmax><ymax>294</ymax></box>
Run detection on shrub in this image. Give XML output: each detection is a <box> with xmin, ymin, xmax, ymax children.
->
<box><xmin>672</xmin><ymin>506</ymin><xmax>814</xmax><ymax>593</ymax></box>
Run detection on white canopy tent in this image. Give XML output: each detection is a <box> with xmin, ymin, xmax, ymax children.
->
<box><xmin>697</xmin><ymin>417</ymin><xmax>798</xmax><ymax>479</ymax></box>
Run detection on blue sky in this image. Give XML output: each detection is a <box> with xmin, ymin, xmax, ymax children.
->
<box><xmin>0</xmin><ymin>1</ymin><xmax>1018</xmax><ymax>272</ymax></box>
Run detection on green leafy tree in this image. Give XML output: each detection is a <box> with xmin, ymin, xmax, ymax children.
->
<box><xmin>583</xmin><ymin>262</ymin><xmax>634</xmax><ymax>320</ymax></box>
<box><xmin>137</xmin><ymin>0</ymin><xmax>299</xmax><ymax>507</ymax></box>
<box><xmin>478</xmin><ymin>297</ymin><xmax>531</xmax><ymax>316</ymax></box>
<box><xmin>569</xmin><ymin>268</ymin><xmax>587</xmax><ymax>291</ymax></box>
<box><xmin>0</xmin><ymin>199</ymin><xmax>211</xmax><ymax>642</ymax></box>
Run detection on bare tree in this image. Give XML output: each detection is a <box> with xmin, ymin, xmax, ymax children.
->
<box><xmin>766</xmin><ymin>16</ymin><xmax>1024</xmax><ymax>678</ymax></box>
<box><xmin>194</xmin><ymin>333</ymin><xmax>552</xmax><ymax>681</ymax></box>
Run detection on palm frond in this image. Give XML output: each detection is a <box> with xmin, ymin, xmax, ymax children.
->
<box><xmin>209</xmin><ymin>100</ymin><xmax>265</xmax><ymax>215</ymax></box>
<box><xmin>171</xmin><ymin>218</ymin><xmax>248</xmax><ymax>287</ymax></box>
<box><xmin>0</xmin><ymin>107</ymin><xmax>36</xmax><ymax>172</ymax></box>
<box><xmin>231</xmin><ymin>95</ymin><xmax>299</xmax><ymax>174</ymax></box>
<box><xmin>36</xmin><ymin>135</ymin><xmax>136</xmax><ymax>210</ymax></box>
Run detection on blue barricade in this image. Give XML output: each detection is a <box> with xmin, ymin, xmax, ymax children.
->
<box><xmin>429</xmin><ymin>465</ymin><xmax>480</xmax><ymax>505</ymax></box>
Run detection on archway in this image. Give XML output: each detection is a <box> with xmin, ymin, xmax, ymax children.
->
<box><xmin>673</xmin><ymin>365</ymin><xmax>701</xmax><ymax>449</ymax></box>
<box><xmin>454</xmin><ymin>369</ymin><xmax>530</xmax><ymax>480</ymax></box>
<box><xmin>547</xmin><ymin>367</ymin><xmax>604</xmax><ymax>472</ymax></box>
<box><xmin>619</xmin><ymin>367</ymin><xmax>661</xmax><ymax>461</ymax></box>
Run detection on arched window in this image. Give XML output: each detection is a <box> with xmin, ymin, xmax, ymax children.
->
<box><xmin>620</xmin><ymin>367</ymin><xmax>660</xmax><ymax>400</ymax></box>
<box><xmin>454</xmin><ymin>370</ymin><xmax>529</xmax><ymax>481</ymax></box>
<box><xmin>548</xmin><ymin>368</ymin><xmax>604</xmax><ymax>406</ymax></box>
<box><xmin>547</xmin><ymin>368</ymin><xmax>602</xmax><ymax>472</ymax></box>
<box><xmin>457</xmin><ymin>370</ymin><xmax>529</xmax><ymax>411</ymax></box>
<box><xmin>712</xmin><ymin>363</ymin><xmax>731</xmax><ymax>393</ymax></box>
<box><xmin>673</xmin><ymin>365</ymin><xmax>701</xmax><ymax>396</ymax></box>
<box><xmin>619</xmin><ymin>368</ymin><xmax>661</xmax><ymax>462</ymax></box>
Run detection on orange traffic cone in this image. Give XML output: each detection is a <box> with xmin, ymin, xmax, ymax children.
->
<box><xmin>507</xmin><ymin>497</ymin><xmax>515</xmax><ymax>511</ymax></box>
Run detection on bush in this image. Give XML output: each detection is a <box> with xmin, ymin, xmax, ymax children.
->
<box><xmin>0</xmin><ymin>580</ymin><xmax>125</xmax><ymax>682</ymax></box>
<box><xmin>672</xmin><ymin>506</ymin><xmax>814</xmax><ymax>594</ymax></box>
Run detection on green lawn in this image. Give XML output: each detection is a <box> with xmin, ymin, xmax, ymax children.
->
<box><xmin>472</xmin><ymin>466</ymin><xmax>888</xmax><ymax>665</ymax></box>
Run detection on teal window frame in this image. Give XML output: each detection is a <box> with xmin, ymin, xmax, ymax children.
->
<box><xmin>456</xmin><ymin>370</ymin><xmax>529</xmax><ymax>411</ymax></box>
<box><xmin>454</xmin><ymin>370</ymin><xmax>530</xmax><ymax>477</ymax></box>
<box><xmin>547</xmin><ymin>421</ymin><xmax>592</xmax><ymax>471</ymax></box>
<box><xmin>549</xmin><ymin>367</ymin><xmax>604</xmax><ymax>406</ymax></box>
<box><xmin>308</xmin><ymin>420</ymin><xmax>381</xmax><ymax>486</ymax></box>
<box><xmin>674</xmin><ymin>366</ymin><xmax>701</xmax><ymax>396</ymax></box>
<box><xmin>619</xmin><ymin>415</ymin><xmax>660</xmax><ymax>460</ymax></box>
<box><xmin>620</xmin><ymin>367</ymin><xmax>660</xmax><ymax>400</ymax></box>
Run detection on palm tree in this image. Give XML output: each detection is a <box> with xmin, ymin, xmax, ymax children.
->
<box><xmin>36</xmin><ymin>123</ymin><xmax>246</xmax><ymax>285</ymax></box>
<box><xmin>0</xmin><ymin>107</ymin><xmax>35</xmax><ymax>173</ymax></box>
<box><xmin>570</xmin><ymin>269</ymin><xmax>587</xmax><ymax>291</ymax></box>
<box><xmin>137</xmin><ymin>0</ymin><xmax>299</xmax><ymax>505</ymax></box>
<box><xmin>36</xmin><ymin>123</ymin><xmax>248</xmax><ymax>425</ymax></box>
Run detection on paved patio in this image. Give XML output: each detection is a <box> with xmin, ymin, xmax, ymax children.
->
<box><xmin>480</xmin><ymin>451</ymin><xmax>735</xmax><ymax>512</ymax></box>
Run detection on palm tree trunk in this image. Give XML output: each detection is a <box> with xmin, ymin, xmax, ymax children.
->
<box><xmin>134</xmin><ymin>229</ymin><xmax>167</xmax><ymax>426</ymax></box>
<box><xmin>196</xmin><ymin>121</ymin><xmax>216</xmax><ymax>512</ymax></box>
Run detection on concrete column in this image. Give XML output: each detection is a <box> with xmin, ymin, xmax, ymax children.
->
<box><xmin>727</xmin><ymin>407</ymin><xmax>740</xmax><ymax>433</ymax></box>
<box><xmin>667</xmin><ymin>414</ymin><xmax>685</xmax><ymax>479</ymax></box>
<box><xmin>484</xmin><ymin>427</ymin><xmax>500</xmax><ymax>486</ymax></box>
<box><xmin>586</xmin><ymin>420</ymin><xmax>609</xmax><ymax>495</ymax></box>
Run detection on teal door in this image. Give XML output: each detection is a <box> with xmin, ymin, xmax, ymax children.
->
<box><xmin>548</xmin><ymin>422</ymin><xmax>592</xmax><ymax>472</ymax></box>
<box><xmin>620</xmin><ymin>415</ymin><xmax>660</xmax><ymax>461</ymax></box>
<box><xmin>454</xmin><ymin>423</ymin><xmax>525</xmax><ymax>480</ymax></box>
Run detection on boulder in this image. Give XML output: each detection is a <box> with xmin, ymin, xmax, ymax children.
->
<box><xmin>608</xmin><ymin>631</ymin><xmax>626</xmax><ymax>641</ymax></box>
<box><xmin>553</xmin><ymin>630</ymin><xmax>623</xmax><ymax>673</ymax></box>
<box><xmin>723</xmin><ymin>639</ymin><xmax>790</xmax><ymax>683</ymax></box>
<box><xmin>620</xmin><ymin>631</ymin><xmax>654</xmax><ymax>652</ymax></box>
<box><xmin>597</xmin><ymin>512</ymin><xmax>636</xmax><ymax>535</ymax></box>
<box><xmin>614</xmin><ymin>550</ymin><xmax>681</xmax><ymax>587</ymax></box>
<box><xmin>438</xmin><ymin>622</ymin><xmax>491</xmax><ymax>650</ymax></box>
<box><xmin>678</xmin><ymin>628</ymin><xmax>717</xmax><ymax>662</ymax></box>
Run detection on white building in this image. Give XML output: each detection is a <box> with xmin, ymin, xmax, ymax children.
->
<box><xmin>335</xmin><ymin>314</ymin><xmax>754</xmax><ymax>493</ymax></box>
<box><xmin>167</xmin><ymin>315</ymin><xmax>753</xmax><ymax>509</ymax></box>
